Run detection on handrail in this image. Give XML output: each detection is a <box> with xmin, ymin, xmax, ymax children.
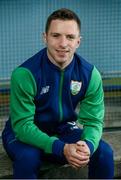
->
<box><xmin>101</xmin><ymin>70</ymin><xmax>121</xmax><ymax>78</ymax></box>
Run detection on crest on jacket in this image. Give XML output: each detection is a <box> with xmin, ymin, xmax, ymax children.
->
<box><xmin>70</xmin><ymin>80</ymin><xmax>82</xmax><ymax>95</ymax></box>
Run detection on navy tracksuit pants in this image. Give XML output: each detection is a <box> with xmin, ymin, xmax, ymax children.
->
<box><xmin>2</xmin><ymin>121</ymin><xmax>114</xmax><ymax>179</ymax></box>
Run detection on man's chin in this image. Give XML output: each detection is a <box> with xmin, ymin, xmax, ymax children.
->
<box><xmin>57</xmin><ymin>59</ymin><xmax>67</xmax><ymax>64</ymax></box>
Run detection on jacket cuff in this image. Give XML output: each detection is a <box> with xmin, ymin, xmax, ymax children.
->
<box><xmin>52</xmin><ymin>139</ymin><xmax>65</xmax><ymax>157</ymax></box>
<box><xmin>85</xmin><ymin>140</ymin><xmax>94</xmax><ymax>156</ymax></box>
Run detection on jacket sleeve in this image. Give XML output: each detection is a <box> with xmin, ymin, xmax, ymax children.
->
<box><xmin>10</xmin><ymin>67</ymin><xmax>65</xmax><ymax>155</ymax></box>
<box><xmin>77</xmin><ymin>66</ymin><xmax>104</xmax><ymax>153</ymax></box>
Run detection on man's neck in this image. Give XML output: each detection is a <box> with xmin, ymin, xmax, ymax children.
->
<box><xmin>47</xmin><ymin>50</ymin><xmax>73</xmax><ymax>69</ymax></box>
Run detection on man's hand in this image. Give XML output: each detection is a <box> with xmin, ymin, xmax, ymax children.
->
<box><xmin>76</xmin><ymin>140</ymin><xmax>90</xmax><ymax>155</ymax></box>
<box><xmin>63</xmin><ymin>141</ymin><xmax>90</xmax><ymax>169</ymax></box>
<box><xmin>76</xmin><ymin>140</ymin><xmax>90</xmax><ymax>167</ymax></box>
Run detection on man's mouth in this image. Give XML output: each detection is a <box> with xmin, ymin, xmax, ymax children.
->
<box><xmin>56</xmin><ymin>50</ymin><xmax>69</xmax><ymax>53</ymax></box>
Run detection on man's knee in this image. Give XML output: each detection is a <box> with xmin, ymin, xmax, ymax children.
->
<box><xmin>92</xmin><ymin>139</ymin><xmax>114</xmax><ymax>163</ymax></box>
<box><xmin>98</xmin><ymin>140</ymin><xmax>114</xmax><ymax>158</ymax></box>
<box><xmin>15</xmin><ymin>146</ymin><xmax>42</xmax><ymax>170</ymax></box>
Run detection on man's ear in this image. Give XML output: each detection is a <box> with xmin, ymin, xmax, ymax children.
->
<box><xmin>76</xmin><ymin>36</ymin><xmax>81</xmax><ymax>49</ymax></box>
<box><xmin>76</xmin><ymin>38</ymin><xmax>81</xmax><ymax>49</ymax></box>
<box><xmin>43</xmin><ymin>32</ymin><xmax>47</xmax><ymax>44</ymax></box>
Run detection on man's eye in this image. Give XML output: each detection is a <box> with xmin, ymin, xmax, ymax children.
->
<box><xmin>67</xmin><ymin>36</ymin><xmax>75</xmax><ymax>40</ymax></box>
<box><xmin>52</xmin><ymin>34</ymin><xmax>59</xmax><ymax>38</ymax></box>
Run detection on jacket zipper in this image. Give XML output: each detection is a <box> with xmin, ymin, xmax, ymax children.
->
<box><xmin>59</xmin><ymin>70</ymin><xmax>64</xmax><ymax>121</ymax></box>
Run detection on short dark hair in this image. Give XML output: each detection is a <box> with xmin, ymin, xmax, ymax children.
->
<box><xmin>45</xmin><ymin>8</ymin><xmax>81</xmax><ymax>33</ymax></box>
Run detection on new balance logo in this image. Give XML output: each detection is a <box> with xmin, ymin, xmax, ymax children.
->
<box><xmin>40</xmin><ymin>86</ymin><xmax>50</xmax><ymax>95</ymax></box>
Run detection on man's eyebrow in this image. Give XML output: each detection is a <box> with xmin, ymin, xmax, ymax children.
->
<box><xmin>50</xmin><ymin>32</ymin><xmax>77</xmax><ymax>36</ymax></box>
<box><xmin>50</xmin><ymin>32</ymin><xmax>60</xmax><ymax>35</ymax></box>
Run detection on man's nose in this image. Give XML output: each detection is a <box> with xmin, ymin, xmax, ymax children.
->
<box><xmin>59</xmin><ymin>36</ymin><xmax>68</xmax><ymax>47</ymax></box>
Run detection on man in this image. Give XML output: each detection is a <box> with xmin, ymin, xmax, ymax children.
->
<box><xmin>2</xmin><ymin>8</ymin><xmax>114</xmax><ymax>179</ymax></box>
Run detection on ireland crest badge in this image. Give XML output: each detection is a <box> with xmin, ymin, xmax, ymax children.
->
<box><xmin>70</xmin><ymin>80</ymin><xmax>82</xmax><ymax>95</ymax></box>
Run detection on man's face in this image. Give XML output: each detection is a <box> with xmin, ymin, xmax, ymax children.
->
<box><xmin>43</xmin><ymin>19</ymin><xmax>81</xmax><ymax>68</ymax></box>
